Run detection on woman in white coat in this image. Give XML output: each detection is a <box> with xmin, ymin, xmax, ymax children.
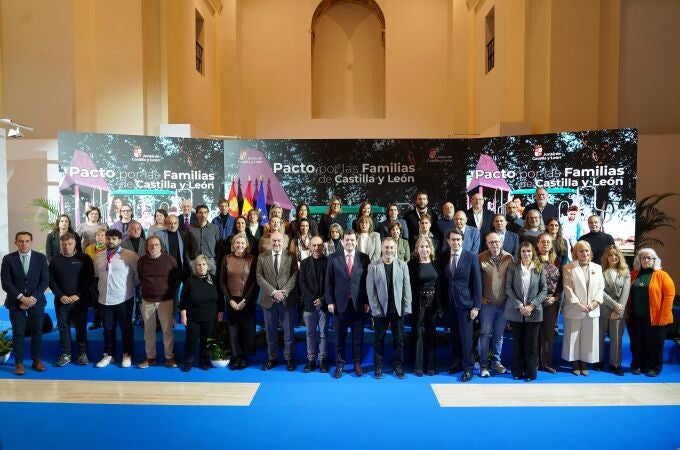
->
<box><xmin>561</xmin><ymin>240</ymin><xmax>605</xmax><ymax>376</ymax></box>
<box><xmin>356</xmin><ymin>215</ymin><xmax>382</xmax><ymax>262</ymax></box>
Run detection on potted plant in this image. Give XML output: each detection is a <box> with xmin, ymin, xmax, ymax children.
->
<box><xmin>0</xmin><ymin>329</ymin><xmax>13</xmax><ymax>364</ymax></box>
<box><xmin>206</xmin><ymin>322</ymin><xmax>231</xmax><ymax>368</ymax></box>
<box><xmin>635</xmin><ymin>192</ymin><xmax>678</xmax><ymax>250</ymax></box>
<box><xmin>206</xmin><ymin>337</ymin><xmax>230</xmax><ymax>368</ymax></box>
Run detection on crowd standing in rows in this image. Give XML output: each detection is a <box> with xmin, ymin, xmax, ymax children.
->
<box><xmin>1</xmin><ymin>187</ymin><xmax>675</xmax><ymax>380</ymax></box>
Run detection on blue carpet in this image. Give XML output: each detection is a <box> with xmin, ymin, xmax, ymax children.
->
<box><xmin>1</xmin><ymin>295</ymin><xmax>679</xmax><ymax>449</ymax></box>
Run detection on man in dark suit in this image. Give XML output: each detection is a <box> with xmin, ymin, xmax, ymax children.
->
<box><xmin>179</xmin><ymin>199</ymin><xmax>198</xmax><ymax>234</ymax></box>
<box><xmin>505</xmin><ymin>200</ymin><xmax>524</xmax><ymax>233</ymax></box>
<box><xmin>1</xmin><ymin>231</ymin><xmax>49</xmax><ymax>375</ymax></box>
<box><xmin>366</xmin><ymin>238</ymin><xmax>412</xmax><ymax>379</ymax></box>
<box><xmin>325</xmin><ymin>228</ymin><xmax>370</xmax><ymax>378</ymax></box>
<box><xmin>522</xmin><ymin>187</ymin><xmax>559</xmax><ymax>223</ymax></box>
<box><xmin>121</xmin><ymin>221</ymin><xmax>146</xmax><ymax>324</ymax></box>
<box><xmin>403</xmin><ymin>190</ymin><xmax>439</xmax><ymax>249</ymax></box>
<box><xmin>492</xmin><ymin>214</ymin><xmax>519</xmax><ymax>259</ymax></box>
<box><xmin>256</xmin><ymin>231</ymin><xmax>299</xmax><ymax>371</ymax></box>
<box><xmin>466</xmin><ymin>192</ymin><xmax>495</xmax><ymax>238</ymax></box>
<box><xmin>439</xmin><ymin>229</ymin><xmax>482</xmax><ymax>382</ymax></box>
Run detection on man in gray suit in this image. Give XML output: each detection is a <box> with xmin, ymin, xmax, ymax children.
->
<box><xmin>367</xmin><ymin>238</ymin><xmax>412</xmax><ymax>379</ymax></box>
<box><xmin>256</xmin><ymin>231</ymin><xmax>299</xmax><ymax>371</ymax></box>
<box><xmin>453</xmin><ymin>210</ymin><xmax>481</xmax><ymax>254</ymax></box>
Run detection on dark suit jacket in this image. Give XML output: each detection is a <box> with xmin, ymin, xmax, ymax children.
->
<box><xmin>256</xmin><ymin>249</ymin><xmax>298</xmax><ymax>309</ymax></box>
<box><xmin>466</xmin><ymin>208</ymin><xmax>495</xmax><ymax>237</ymax></box>
<box><xmin>438</xmin><ymin>250</ymin><xmax>482</xmax><ymax>311</ymax></box>
<box><xmin>298</xmin><ymin>255</ymin><xmax>328</xmax><ymax>312</ymax></box>
<box><xmin>324</xmin><ymin>250</ymin><xmax>370</xmax><ymax>314</ymax></box>
<box><xmin>1</xmin><ymin>251</ymin><xmax>49</xmax><ymax>309</ymax></box>
<box><xmin>179</xmin><ymin>213</ymin><xmax>198</xmax><ymax>233</ymax></box>
<box><xmin>522</xmin><ymin>202</ymin><xmax>559</xmax><ymax>224</ymax></box>
<box><xmin>403</xmin><ymin>208</ymin><xmax>439</xmax><ymax>248</ymax></box>
<box><xmin>504</xmin><ymin>262</ymin><xmax>547</xmax><ymax>322</ymax></box>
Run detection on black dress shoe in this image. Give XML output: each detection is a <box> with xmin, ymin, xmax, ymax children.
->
<box><xmin>460</xmin><ymin>370</ymin><xmax>472</xmax><ymax>382</ymax></box>
<box><xmin>333</xmin><ymin>366</ymin><xmax>343</xmax><ymax>378</ymax></box>
<box><xmin>238</xmin><ymin>358</ymin><xmax>247</xmax><ymax>370</ymax></box>
<box><xmin>229</xmin><ymin>357</ymin><xmax>240</xmax><ymax>370</ymax></box>
<box><xmin>593</xmin><ymin>362</ymin><xmax>603</xmax><ymax>371</ymax></box>
<box><xmin>303</xmin><ymin>361</ymin><xmax>316</xmax><ymax>373</ymax></box>
<box><xmin>262</xmin><ymin>359</ymin><xmax>278</xmax><ymax>371</ymax></box>
<box><xmin>448</xmin><ymin>364</ymin><xmax>463</xmax><ymax>374</ymax></box>
<box><xmin>525</xmin><ymin>376</ymin><xmax>536</xmax><ymax>382</ymax></box>
<box><xmin>286</xmin><ymin>360</ymin><xmax>296</xmax><ymax>371</ymax></box>
<box><xmin>319</xmin><ymin>359</ymin><xmax>329</xmax><ymax>373</ymax></box>
<box><xmin>611</xmin><ymin>366</ymin><xmax>624</xmax><ymax>376</ymax></box>
<box><xmin>646</xmin><ymin>369</ymin><xmax>658</xmax><ymax>377</ymax></box>
<box><xmin>414</xmin><ymin>369</ymin><xmax>424</xmax><ymax>377</ymax></box>
<box><xmin>353</xmin><ymin>362</ymin><xmax>364</xmax><ymax>377</ymax></box>
<box><xmin>543</xmin><ymin>366</ymin><xmax>557</xmax><ymax>374</ymax></box>
<box><xmin>374</xmin><ymin>367</ymin><xmax>383</xmax><ymax>379</ymax></box>
<box><xmin>394</xmin><ymin>366</ymin><xmax>405</xmax><ymax>379</ymax></box>
<box><xmin>631</xmin><ymin>367</ymin><xmax>642</xmax><ymax>375</ymax></box>
<box><xmin>427</xmin><ymin>369</ymin><xmax>436</xmax><ymax>376</ymax></box>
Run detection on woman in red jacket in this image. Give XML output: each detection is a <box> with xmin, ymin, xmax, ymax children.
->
<box><xmin>628</xmin><ymin>248</ymin><xmax>675</xmax><ymax>377</ymax></box>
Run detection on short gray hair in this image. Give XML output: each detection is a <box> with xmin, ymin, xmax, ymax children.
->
<box><xmin>633</xmin><ymin>248</ymin><xmax>662</xmax><ymax>271</ymax></box>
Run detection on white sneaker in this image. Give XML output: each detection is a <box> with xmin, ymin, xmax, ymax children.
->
<box><xmin>96</xmin><ymin>354</ymin><xmax>114</xmax><ymax>368</ymax></box>
<box><xmin>121</xmin><ymin>354</ymin><xmax>132</xmax><ymax>368</ymax></box>
<box><xmin>474</xmin><ymin>362</ymin><xmax>480</xmax><ymax>371</ymax></box>
<box><xmin>479</xmin><ymin>369</ymin><xmax>490</xmax><ymax>378</ymax></box>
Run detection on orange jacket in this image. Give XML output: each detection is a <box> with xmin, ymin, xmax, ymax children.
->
<box><xmin>630</xmin><ymin>270</ymin><xmax>676</xmax><ymax>326</ymax></box>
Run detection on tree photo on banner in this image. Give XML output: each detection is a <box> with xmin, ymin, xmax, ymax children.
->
<box><xmin>58</xmin><ymin>132</ymin><xmax>225</xmax><ymax>229</ymax></box>
<box><xmin>223</xmin><ymin>129</ymin><xmax>636</xmax><ymax>250</ymax></box>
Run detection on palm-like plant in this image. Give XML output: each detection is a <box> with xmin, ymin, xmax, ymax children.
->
<box><xmin>28</xmin><ymin>197</ymin><xmax>61</xmax><ymax>232</ymax></box>
<box><xmin>635</xmin><ymin>192</ymin><xmax>678</xmax><ymax>250</ymax></box>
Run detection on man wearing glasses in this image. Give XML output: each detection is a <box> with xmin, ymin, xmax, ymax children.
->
<box><xmin>111</xmin><ymin>204</ymin><xmax>143</xmax><ymax>240</ymax></box>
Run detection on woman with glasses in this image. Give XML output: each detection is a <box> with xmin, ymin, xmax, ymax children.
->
<box><xmin>111</xmin><ymin>204</ymin><xmax>143</xmax><ymax>240</ymax></box>
<box><xmin>628</xmin><ymin>248</ymin><xmax>675</xmax><ymax>377</ymax></box>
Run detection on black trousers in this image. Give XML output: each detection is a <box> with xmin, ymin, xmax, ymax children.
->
<box><xmin>334</xmin><ymin>301</ymin><xmax>364</xmax><ymax>365</ymax></box>
<box><xmin>450</xmin><ymin>307</ymin><xmax>475</xmax><ymax>371</ymax></box>
<box><xmin>539</xmin><ymin>301</ymin><xmax>560</xmax><ymax>369</ymax></box>
<box><xmin>9</xmin><ymin>305</ymin><xmax>44</xmax><ymax>363</ymax></box>
<box><xmin>374</xmin><ymin>314</ymin><xmax>404</xmax><ymax>368</ymax></box>
<box><xmin>510</xmin><ymin>320</ymin><xmax>540</xmax><ymax>378</ymax></box>
<box><xmin>413</xmin><ymin>305</ymin><xmax>437</xmax><ymax>372</ymax></box>
<box><xmin>227</xmin><ymin>305</ymin><xmax>256</xmax><ymax>358</ymax></box>
<box><xmin>55</xmin><ymin>300</ymin><xmax>88</xmax><ymax>355</ymax></box>
<box><xmin>629</xmin><ymin>314</ymin><xmax>667</xmax><ymax>373</ymax></box>
<box><xmin>185</xmin><ymin>319</ymin><xmax>215</xmax><ymax>362</ymax></box>
<box><xmin>102</xmin><ymin>298</ymin><xmax>134</xmax><ymax>356</ymax></box>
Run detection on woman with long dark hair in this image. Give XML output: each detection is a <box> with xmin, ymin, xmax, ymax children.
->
<box><xmin>46</xmin><ymin>214</ymin><xmax>82</xmax><ymax>262</ymax></box>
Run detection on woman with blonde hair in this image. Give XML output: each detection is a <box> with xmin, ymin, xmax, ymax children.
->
<box><xmin>318</xmin><ymin>196</ymin><xmax>347</xmax><ymax>240</ymax></box>
<box><xmin>561</xmin><ymin>240</ymin><xmax>605</xmax><ymax>376</ymax></box>
<box><xmin>597</xmin><ymin>245</ymin><xmax>630</xmax><ymax>375</ymax></box>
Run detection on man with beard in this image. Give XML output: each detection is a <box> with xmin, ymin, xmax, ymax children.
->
<box><xmin>93</xmin><ymin>229</ymin><xmax>139</xmax><ymax>368</ymax></box>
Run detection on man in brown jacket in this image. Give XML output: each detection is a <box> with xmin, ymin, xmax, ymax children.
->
<box><xmin>477</xmin><ymin>232</ymin><xmax>514</xmax><ymax>377</ymax></box>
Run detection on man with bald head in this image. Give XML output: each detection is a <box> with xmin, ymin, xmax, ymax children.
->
<box><xmin>256</xmin><ymin>231</ymin><xmax>299</xmax><ymax>371</ymax></box>
<box><xmin>451</xmin><ymin>210</ymin><xmax>480</xmax><ymax>254</ymax></box>
<box><xmin>298</xmin><ymin>236</ymin><xmax>329</xmax><ymax>373</ymax></box>
<box><xmin>504</xmin><ymin>200</ymin><xmax>524</xmax><ymax>233</ymax></box>
<box><xmin>522</xmin><ymin>187</ymin><xmax>559</xmax><ymax>223</ymax></box>
<box><xmin>179</xmin><ymin>199</ymin><xmax>198</xmax><ymax>234</ymax></box>
<box><xmin>466</xmin><ymin>192</ymin><xmax>495</xmax><ymax>237</ymax></box>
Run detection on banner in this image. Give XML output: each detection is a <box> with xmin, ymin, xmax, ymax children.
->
<box><xmin>58</xmin><ymin>132</ymin><xmax>224</xmax><ymax>228</ymax></box>
<box><xmin>58</xmin><ymin>128</ymin><xmax>637</xmax><ymax>250</ymax></box>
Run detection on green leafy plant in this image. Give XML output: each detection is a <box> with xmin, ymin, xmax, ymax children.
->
<box><xmin>0</xmin><ymin>329</ymin><xmax>13</xmax><ymax>356</ymax></box>
<box><xmin>28</xmin><ymin>197</ymin><xmax>61</xmax><ymax>232</ymax></box>
<box><xmin>635</xmin><ymin>192</ymin><xmax>678</xmax><ymax>250</ymax></box>
<box><xmin>206</xmin><ymin>323</ymin><xmax>231</xmax><ymax>361</ymax></box>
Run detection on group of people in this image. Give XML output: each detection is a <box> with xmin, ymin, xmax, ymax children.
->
<box><xmin>1</xmin><ymin>187</ymin><xmax>675</xmax><ymax>381</ymax></box>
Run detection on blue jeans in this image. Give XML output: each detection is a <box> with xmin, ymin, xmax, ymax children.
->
<box><xmin>303</xmin><ymin>309</ymin><xmax>328</xmax><ymax>361</ymax></box>
<box><xmin>478</xmin><ymin>303</ymin><xmax>506</xmax><ymax>368</ymax></box>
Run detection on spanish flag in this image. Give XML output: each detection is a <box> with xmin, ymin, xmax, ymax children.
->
<box><xmin>241</xmin><ymin>176</ymin><xmax>253</xmax><ymax>216</ymax></box>
<box><xmin>227</xmin><ymin>179</ymin><xmax>239</xmax><ymax>218</ymax></box>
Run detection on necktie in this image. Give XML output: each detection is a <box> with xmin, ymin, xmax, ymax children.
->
<box><xmin>346</xmin><ymin>253</ymin><xmax>353</xmax><ymax>276</ymax></box>
<box><xmin>184</xmin><ymin>215</ymin><xmax>189</xmax><ymax>229</ymax></box>
<box><xmin>274</xmin><ymin>253</ymin><xmax>279</xmax><ymax>276</ymax></box>
<box><xmin>451</xmin><ymin>253</ymin><xmax>458</xmax><ymax>274</ymax></box>
<box><xmin>21</xmin><ymin>254</ymin><xmax>29</xmax><ymax>274</ymax></box>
